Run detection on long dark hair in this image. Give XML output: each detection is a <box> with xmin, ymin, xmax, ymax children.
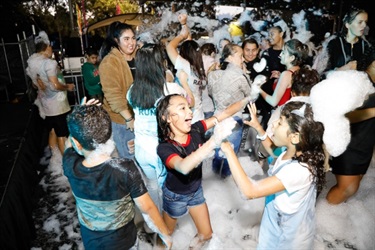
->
<box><xmin>99</xmin><ymin>21</ymin><xmax>135</xmax><ymax>59</ymax></box>
<box><xmin>156</xmin><ymin>94</ymin><xmax>180</xmax><ymax>142</ymax></box>
<box><xmin>129</xmin><ymin>43</ymin><xmax>166</xmax><ymax>109</ymax></box>
<box><xmin>281</xmin><ymin>101</ymin><xmax>326</xmax><ymax>193</ymax></box>
<box><xmin>179</xmin><ymin>40</ymin><xmax>206</xmax><ymax>83</ymax></box>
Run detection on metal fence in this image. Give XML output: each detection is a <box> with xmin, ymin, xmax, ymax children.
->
<box><xmin>0</xmin><ymin>36</ymin><xmax>33</xmax><ymax>102</ymax></box>
<box><xmin>0</xmin><ymin>35</ymin><xmax>85</xmax><ymax>104</ymax></box>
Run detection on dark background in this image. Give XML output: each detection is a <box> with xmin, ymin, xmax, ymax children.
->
<box><xmin>0</xmin><ymin>0</ymin><xmax>374</xmax><ymax>42</ymax></box>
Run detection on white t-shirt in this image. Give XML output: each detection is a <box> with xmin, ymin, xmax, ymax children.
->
<box><xmin>175</xmin><ymin>55</ymin><xmax>204</xmax><ymax>123</ymax></box>
<box><xmin>26</xmin><ymin>53</ymin><xmax>70</xmax><ymax>116</ymax></box>
<box><xmin>271</xmin><ymin>151</ymin><xmax>313</xmax><ymax>214</ymax></box>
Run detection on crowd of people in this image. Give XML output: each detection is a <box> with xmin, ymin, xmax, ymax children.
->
<box><xmin>28</xmin><ymin>7</ymin><xmax>375</xmax><ymax>250</ymax></box>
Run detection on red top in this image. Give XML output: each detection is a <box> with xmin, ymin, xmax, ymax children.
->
<box><xmin>273</xmin><ymin>70</ymin><xmax>294</xmax><ymax>106</ymax></box>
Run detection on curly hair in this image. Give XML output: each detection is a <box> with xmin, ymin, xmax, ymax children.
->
<box><xmin>67</xmin><ymin>105</ymin><xmax>112</xmax><ymax>151</ymax></box>
<box><xmin>281</xmin><ymin>101</ymin><xmax>326</xmax><ymax>193</ymax></box>
<box><xmin>291</xmin><ymin>65</ymin><xmax>321</xmax><ymax>96</ymax></box>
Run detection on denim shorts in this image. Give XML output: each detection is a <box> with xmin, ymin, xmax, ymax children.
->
<box><xmin>162</xmin><ymin>185</ymin><xmax>206</xmax><ymax>218</ymax></box>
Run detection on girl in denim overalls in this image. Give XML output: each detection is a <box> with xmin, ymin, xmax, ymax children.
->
<box><xmin>221</xmin><ymin>101</ymin><xmax>326</xmax><ymax>249</ymax></box>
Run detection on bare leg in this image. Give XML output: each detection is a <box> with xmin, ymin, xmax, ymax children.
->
<box><xmin>326</xmin><ymin>174</ymin><xmax>363</xmax><ymax>204</ymax></box>
<box><xmin>57</xmin><ymin>136</ymin><xmax>67</xmax><ymax>155</ymax></box>
<box><xmin>49</xmin><ymin>129</ymin><xmax>57</xmax><ymax>149</ymax></box>
<box><xmin>188</xmin><ymin>203</ymin><xmax>213</xmax><ymax>249</ymax></box>
<box><xmin>163</xmin><ymin>211</ymin><xmax>178</xmax><ymax>234</ymax></box>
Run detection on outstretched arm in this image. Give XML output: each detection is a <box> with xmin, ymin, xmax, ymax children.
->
<box><xmin>260</xmin><ymin>70</ymin><xmax>291</xmax><ymax>107</ymax></box>
<box><xmin>168</xmin><ymin>138</ymin><xmax>216</xmax><ymax>175</ymax></box>
<box><xmin>220</xmin><ymin>141</ymin><xmax>284</xmax><ymax>199</ymax></box>
<box><xmin>205</xmin><ymin>97</ymin><xmax>249</xmax><ymax>129</ymax></box>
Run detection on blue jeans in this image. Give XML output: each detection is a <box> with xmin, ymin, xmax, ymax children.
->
<box><xmin>162</xmin><ymin>185</ymin><xmax>205</xmax><ymax>218</ymax></box>
<box><xmin>212</xmin><ymin>116</ymin><xmax>243</xmax><ymax>178</ymax></box>
<box><xmin>111</xmin><ymin>122</ymin><xmax>135</xmax><ymax>160</ymax></box>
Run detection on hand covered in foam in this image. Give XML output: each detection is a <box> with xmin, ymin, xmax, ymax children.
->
<box><xmin>212</xmin><ymin>117</ymin><xmax>237</xmax><ymax>147</ymax></box>
<box><xmin>248</xmin><ymin>74</ymin><xmax>267</xmax><ymax>102</ymax></box>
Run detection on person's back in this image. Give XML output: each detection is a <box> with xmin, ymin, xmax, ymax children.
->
<box><xmin>63</xmin><ymin>102</ymin><xmax>171</xmax><ymax>249</ymax></box>
<box><xmin>208</xmin><ymin>43</ymin><xmax>251</xmax><ymax>177</ymax></box>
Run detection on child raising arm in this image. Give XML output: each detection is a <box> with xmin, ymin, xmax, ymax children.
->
<box><xmin>156</xmin><ymin>94</ymin><xmax>249</xmax><ymax>249</ymax></box>
<box><xmin>220</xmin><ymin>101</ymin><xmax>326</xmax><ymax>250</ymax></box>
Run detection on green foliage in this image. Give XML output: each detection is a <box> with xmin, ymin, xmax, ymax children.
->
<box><xmin>19</xmin><ymin>0</ymin><xmax>139</xmax><ymax>38</ymax></box>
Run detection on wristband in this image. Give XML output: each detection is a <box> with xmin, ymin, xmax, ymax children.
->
<box><xmin>125</xmin><ymin>116</ymin><xmax>134</xmax><ymax>122</ymax></box>
<box><xmin>256</xmin><ymin>133</ymin><xmax>267</xmax><ymax>141</ymax></box>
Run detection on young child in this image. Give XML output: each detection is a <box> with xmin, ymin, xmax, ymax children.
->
<box><xmin>81</xmin><ymin>48</ymin><xmax>103</xmax><ymax>103</ymax></box>
<box><xmin>262</xmin><ymin>66</ymin><xmax>321</xmax><ymax>158</ymax></box>
<box><xmin>156</xmin><ymin>94</ymin><xmax>250</xmax><ymax>248</ymax></box>
<box><xmin>62</xmin><ymin>99</ymin><xmax>171</xmax><ymax>249</ymax></box>
<box><xmin>220</xmin><ymin>101</ymin><xmax>326</xmax><ymax>249</ymax></box>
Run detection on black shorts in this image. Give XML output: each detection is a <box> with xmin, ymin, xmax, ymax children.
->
<box><xmin>329</xmin><ymin>148</ymin><xmax>372</xmax><ymax>175</ymax></box>
<box><xmin>45</xmin><ymin>111</ymin><xmax>70</xmax><ymax>137</ymax></box>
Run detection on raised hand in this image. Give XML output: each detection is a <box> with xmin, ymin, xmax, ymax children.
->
<box><xmin>212</xmin><ymin>117</ymin><xmax>237</xmax><ymax>147</ymax></box>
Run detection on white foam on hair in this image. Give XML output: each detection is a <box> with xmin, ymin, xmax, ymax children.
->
<box><xmin>85</xmin><ymin>139</ymin><xmax>115</xmax><ymax>165</ymax></box>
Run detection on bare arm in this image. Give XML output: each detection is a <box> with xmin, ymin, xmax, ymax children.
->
<box><xmin>177</xmin><ymin>70</ymin><xmax>195</xmax><ymax>108</ymax></box>
<box><xmin>134</xmin><ymin>193</ymin><xmax>172</xmax><ymax>249</ymax></box>
<box><xmin>36</xmin><ymin>76</ymin><xmax>46</xmax><ymax>90</ymax></box>
<box><xmin>260</xmin><ymin>70</ymin><xmax>291</xmax><ymax>107</ymax></box>
<box><xmin>49</xmin><ymin>75</ymin><xmax>75</xmax><ymax>92</ymax></box>
<box><xmin>244</xmin><ymin>102</ymin><xmax>276</xmax><ymax>157</ymax></box>
<box><xmin>166</xmin><ymin>13</ymin><xmax>190</xmax><ymax>65</ymax></box>
<box><xmin>346</xmin><ymin>107</ymin><xmax>375</xmax><ymax>123</ymax></box>
<box><xmin>204</xmin><ymin>97</ymin><xmax>249</xmax><ymax>129</ymax></box>
<box><xmin>220</xmin><ymin>141</ymin><xmax>285</xmax><ymax>199</ymax></box>
<box><xmin>168</xmin><ymin>138</ymin><xmax>216</xmax><ymax>175</ymax></box>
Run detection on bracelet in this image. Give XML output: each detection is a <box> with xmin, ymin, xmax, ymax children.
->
<box><xmin>256</xmin><ymin>133</ymin><xmax>267</xmax><ymax>141</ymax></box>
<box><xmin>125</xmin><ymin>116</ymin><xmax>134</xmax><ymax>122</ymax></box>
<box><xmin>212</xmin><ymin>115</ymin><xmax>219</xmax><ymax>125</ymax></box>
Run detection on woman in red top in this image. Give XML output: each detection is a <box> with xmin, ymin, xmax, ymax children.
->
<box><xmin>260</xmin><ymin>39</ymin><xmax>309</xmax><ymax>107</ymax></box>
